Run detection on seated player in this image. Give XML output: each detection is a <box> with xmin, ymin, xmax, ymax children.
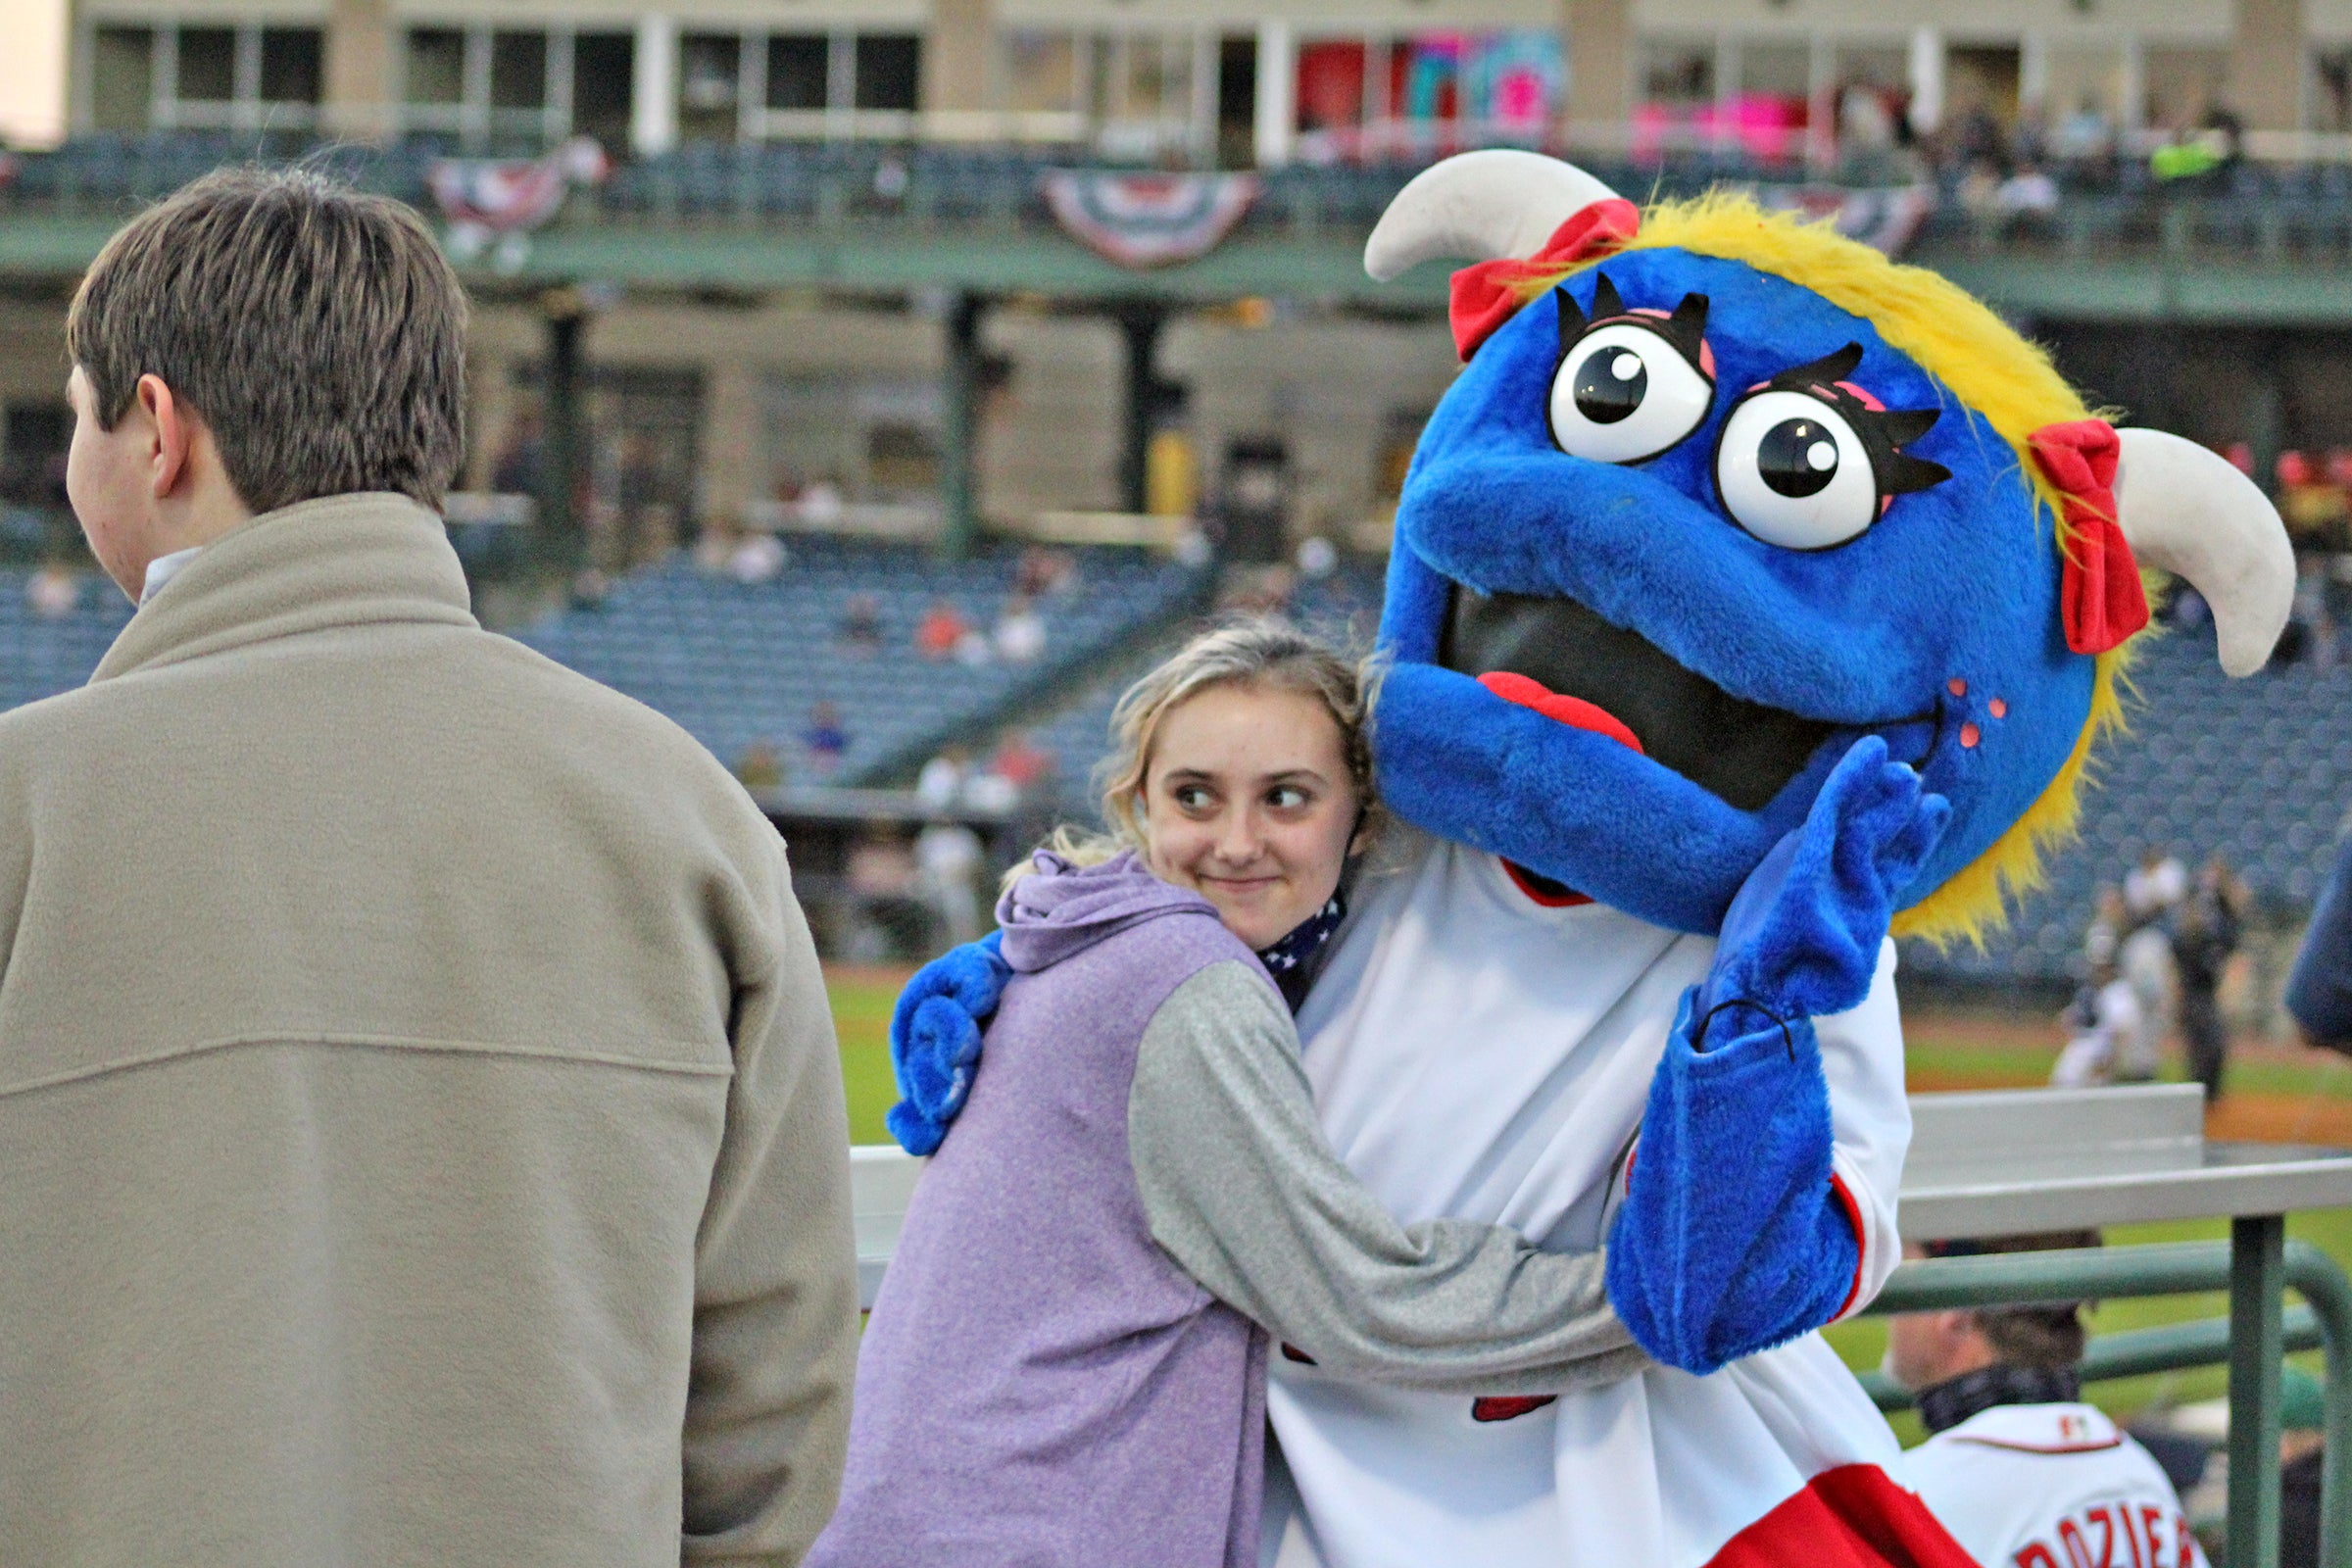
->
<box><xmin>1886</xmin><ymin>1232</ymin><xmax>2207</xmax><ymax>1568</ymax></box>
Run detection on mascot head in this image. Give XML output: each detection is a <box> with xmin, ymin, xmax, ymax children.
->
<box><xmin>1366</xmin><ymin>151</ymin><xmax>2296</xmax><ymax>944</ymax></box>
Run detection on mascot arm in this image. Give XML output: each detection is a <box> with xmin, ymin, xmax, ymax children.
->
<box><xmin>1605</xmin><ymin>739</ymin><xmax>1941</xmax><ymax>1375</ymax></box>
<box><xmin>1131</xmin><ymin>960</ymin><xmax>1651</xmax><ymax>1394</ymax></box>
<box><xmin>884</xmin><ymin>931</ymin><xmax>1010</xmax><ymax>1155</ymax></box>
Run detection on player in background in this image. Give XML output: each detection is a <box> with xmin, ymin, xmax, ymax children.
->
<box><xmin>1886</xmin><ymin>1232</ymin><xmax>2209</xmax><ymax>1568</ymax></box>
<box><xmin>2052</xmin><ymin>956</ymin><xmax>2142</xmax><ymax>1088</ymax></box>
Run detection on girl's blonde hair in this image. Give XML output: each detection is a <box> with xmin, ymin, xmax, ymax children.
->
<box><xmin>1015</xmin><ymin>618</ymin><xmax>1377</xmax><ymax>885</ymax></box>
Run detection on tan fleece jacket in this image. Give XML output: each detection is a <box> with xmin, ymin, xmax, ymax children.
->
<box><xmin>0</xmin><ymin>494</ymin><xmax>858</xmax><ymax>1567</ymax></box>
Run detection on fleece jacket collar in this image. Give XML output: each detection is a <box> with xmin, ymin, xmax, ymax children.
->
<box><xmin>91</xmin><ymin>492</ymin><xmax>476</xmax><ymax>685</ymax></box>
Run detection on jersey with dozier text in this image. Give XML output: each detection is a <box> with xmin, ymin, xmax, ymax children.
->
<box><xmin>1906</xmin><ymin>1402</ymin><xmax>2209</xmax><ymax>1568</ymax></box>
<box><xmin>1262</xmin><ymin>828</ymin><xmax>1920</xmax><ymax>1568</ymax></box>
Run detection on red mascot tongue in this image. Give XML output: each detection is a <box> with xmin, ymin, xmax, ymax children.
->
<box><xmin>1477</xmin><ymin>671</ymin><xmax>1644</xmax><ymax>755</ymax></box>
<box><xmin>1475</xmin><ymin>672</ymin><xmax>1644</xmax><ymax>908</ymax></box>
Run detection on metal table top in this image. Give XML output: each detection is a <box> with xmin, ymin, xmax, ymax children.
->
<box><xmin>1896</xmin><ymin>1084</ymin><xmax>2352</xmax><ymax>1241</ymax></box>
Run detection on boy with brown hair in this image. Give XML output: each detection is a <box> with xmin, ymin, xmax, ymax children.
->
<box><xmin>1</xmin><ymin>167</ymin><xmax>858</xmax><ymax>1565</ymax></box>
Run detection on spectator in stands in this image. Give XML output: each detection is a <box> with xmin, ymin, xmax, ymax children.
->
<box><xmin>1886</xmin><ymin>1233</ymin><xmax>2208</xmax><ymax>1568</ymax></box>
<box><xmin>993</xmin><ymin>593</ymin><xmax>1046</xmax><ymax>663</ymax></box>
<box><xmin>804</xmin><ymin>701</ymin><xmax>849</xmax><ymax>775</ymax></box>
<box><xmin>735</xmin><ymin>741</ymin><xmax>784</xmax><ymax>793</ymax></box>
<box><xmin>988</xmin><ymin>728</ymin><xmax>1055</xmax><ymax>796</ymax></box>
<box><xmin>18</xmin><ymin>168</ymin><xmax>858</xmax><ymax>1563</ymax></box>
<box><xmin>915</xmin><ymin>597</ymin><xmax>970</xmax><ymax>660</ymax></box>
<box><xmin>727</xmin><ymin>528</ymin><xmax>786</xmax><ymax>586</ymax></box>
<box><xmin>837</xmin><ymin>591</ymin><xmax>884</xmax><ymax>656</ymax></box>
<box><xmin>1015</xmin><ymin>545</ymin><xmax>1074</xmax><ymax>599</ymax></box>
<box><xmin>2175</xmin><ymin>855</ymin><xmax>2246</xmax><ymax>1101</ymax></box>
<box><xmin>2285</xmin><ymin>825</ymin><xmax>2352</xmax><ymax>1055</ymax></box>
<box><xmin>24</xmin><ymin>559</ymin><xmax>78</xmax><ymax>619</ymax></box>
<box><xmin>914</xmin><ymin>818</ymin><xmax>986</xmax><ymax>948</ymax></box>
<box><xmin>916</xmin><ymin>744</ymin><xmax>970</xmax><ymax>810</ymax></box>
<box><xmin>1998</xmin><ymin>163</ymin><xmax>2062</xmax><ymax>235</ymax></box>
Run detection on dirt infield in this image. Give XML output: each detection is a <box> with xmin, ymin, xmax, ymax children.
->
<box><xmin>1905</xmin><ymin>1005</ymin><xmax>2352</xmax><ymax>1148</ymax></box>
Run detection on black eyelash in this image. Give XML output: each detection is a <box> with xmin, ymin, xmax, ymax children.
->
<box><xmin>1768</xmin><ymin>341</ymin><xmax>1951</xmax><ymax>497</ymax></box>
<box><xmin>1553</xmin><ymin>274</ymin><xmax>1712</xmax><ymax>372</ymax></box>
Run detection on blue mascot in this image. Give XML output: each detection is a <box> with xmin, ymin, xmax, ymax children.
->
<box><xmin>894</xmin><ymin>150</ymin><xmax>2294</xmax><ymax>1568</ymax></box>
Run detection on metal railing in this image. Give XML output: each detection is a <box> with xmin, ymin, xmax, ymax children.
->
<box><xmin>14</xmin><ymin>135</ymin><xmax>2352</xmax><ymax>266</ymax></box>
<box><xmin>1855</xmin><ymin>1235</ymin><xmax>2352</xmax><ymax>1568</ymax></box>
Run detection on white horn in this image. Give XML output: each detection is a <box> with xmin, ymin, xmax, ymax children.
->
<box><xmin>1364</xmin><ymin>150</ymin><xmax>1622</xmax><ymax>282</ymax></box>
<box><xmin>2113</xmin><ymin>428</ymin><xmax>2296</xmax><ymax>677</ymax></box>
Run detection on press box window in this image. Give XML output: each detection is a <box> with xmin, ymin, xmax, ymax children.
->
<box><xmin>854</xmin><ymin>34</ymin><xmax>921</xmax><ymax>112</ymax></box>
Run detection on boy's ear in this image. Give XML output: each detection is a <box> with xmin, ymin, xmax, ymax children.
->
<box><xmin>136</xmin><ymin>373</ymin><xmax>196</xmax><ymax>499</ymax></box>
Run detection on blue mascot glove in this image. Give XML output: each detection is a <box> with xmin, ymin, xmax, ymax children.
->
<box><xmin>1606</xmin><ymin>737</ymin><xmax>1949</xmax><ymax>1374</ymax></box>
<box><xmin>1695</xmin><ymin>734</ymin><xmax>1950</xmax><ymax>1030</ymax></box>
<box><xmin>884</xmin><ymin>930</ymin><xmax>1011</xmax><ymax>1156</ymax></box>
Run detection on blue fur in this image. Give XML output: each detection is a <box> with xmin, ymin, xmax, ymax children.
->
<box><xmin>1377</xmin><ymin>249</ymin><xmax>2098</xmax><ymax>931</ymax></box>
<box><xmin>1605</xmin><ymin>991</ymin><xmax>1857</xmax><ymax>1375</ymax></box>
<box><xmin>1606</xmin><ymin>736</ymin><xmax>1946</xmax><ymax>1371</ymax></box>
<box><xmin>886</xmin><ymin>929</ymin><xmax>1010</xmax><ymax>1155</ymax></box>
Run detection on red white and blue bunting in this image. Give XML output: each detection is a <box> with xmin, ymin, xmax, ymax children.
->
<box><xmin>427</xmin><ymin>136</ymin><xmax>611</xmax><ymax>271</ymax></box>
<box><xmin>1040</xmin><ymin>170</ymin><xmax>1260</xmax><ymax>269</ymax></box>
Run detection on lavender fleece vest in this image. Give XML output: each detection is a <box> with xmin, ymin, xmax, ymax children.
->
<box><xmin>809</xmin><ymin>854</ymin><xmax>1269</xmax><ymax>1568</ymax></box>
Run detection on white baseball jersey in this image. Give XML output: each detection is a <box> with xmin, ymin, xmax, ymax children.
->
<box><xmin>1908</xmin><ymin>1403</ymin><xmax>2209</xmax><ymax>1568</ymax></box>
<box><xmin>1264</xmin><ymin>828</ymin><xmax>1932</xmax><ymax>1568</ymax></box>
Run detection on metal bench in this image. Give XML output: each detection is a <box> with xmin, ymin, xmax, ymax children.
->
<box><xmin>848</xmin><ymin>1082</ymin><xmax>2352</xmax><ymax>1568</ymax></box>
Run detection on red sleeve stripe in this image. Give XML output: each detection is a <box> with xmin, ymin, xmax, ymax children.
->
<box><xmin>1829</xmin><ymin>1173</ymin><xmax>1869</xmax><ymax>1320</ymax></box>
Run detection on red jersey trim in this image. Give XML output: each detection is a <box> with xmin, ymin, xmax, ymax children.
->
<box><xmin>1704</xmin><ymin>1463</ymin><xmax>1980</xmax><ymax>1568</ymax></box>
<box><xmin>1501</xmin><ymin>859</ymin><xmax>1593</xmax><ymax>908</ymax></box>
<box><xmin>1945</xmin><ymin>1434</ymin><xmax>2126</xmax><ymax>1456</ymax></box>
<box><xmin>1829</xmin><ymin>1172</ymin><xmax>1869</xmax><ymax>1320</ymax></box>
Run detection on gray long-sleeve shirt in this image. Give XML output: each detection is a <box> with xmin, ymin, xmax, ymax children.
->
<box><xmin>1128</xmin><ymin>960</ymin><xmax>1648</xmax><ymax>1396</ymax></box>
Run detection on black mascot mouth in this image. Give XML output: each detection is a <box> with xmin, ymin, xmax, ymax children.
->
<box><xmin>1439</xmin><ymin>587</ymin><xmax>1840</xmax><ymax>813</ymax></box>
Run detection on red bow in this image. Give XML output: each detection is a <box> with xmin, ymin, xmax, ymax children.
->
<box><xmin>1448</xmin><ymin>199</ymin><xmax>1642</xmax><ymax>361</ymax></box>
<box><xmin>2030</xmin><ymin>418</ymin><xmax>2147</xmax><ymax>657</ymax></box>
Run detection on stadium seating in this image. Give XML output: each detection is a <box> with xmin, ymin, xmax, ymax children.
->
<box><xmin>514</xmin><ymin>536</ymin><xmax>1209</xmax><ymax>788</ymax></box>
<box><xmin>0</xmin><ymin>566</ymin><xmax>136</xmax><ymax>710</ymax></box>
<box><xmin>1906</xmin><ymin>622</ymin><xmax>2352</xmax><ymax>985</ymax></box>
<box><xmin>1009</xmin><ymin>560</ymin><xmax>1390</xmax><ymax>819</ymax></box>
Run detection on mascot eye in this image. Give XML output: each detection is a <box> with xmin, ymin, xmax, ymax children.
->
<box><xmin>1714</xmin><ymin>391</ymin><xmax>1882</xmax><ymax>550</ymax></box>
<box><xmin>1547</xmin><ymin>322</ymin><xmax>1714</xmax><ymax>466</ymax></box>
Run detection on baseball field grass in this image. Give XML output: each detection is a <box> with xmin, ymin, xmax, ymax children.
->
<box><xmin>824</xmin><ymin>966</ymin><xmax>2352</xmax><ymax>1428</ymax></box>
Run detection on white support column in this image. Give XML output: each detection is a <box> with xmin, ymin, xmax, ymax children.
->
<box><xmin>2020</xmin><ymin>30</ymin><xmax>2050</xmax><ymax>117</ymax></box>
<box><xmin>1193</xmin><ymin>28</ymin><xmax>1219</xmax><ymax>166</ymax></box>
<box><xmin>152</xmin><ymin>24</ymin><xmax>178</xmax><ymax>130</ymax></box>
<box><xmin>462</xmin><ymin>24</ymin><xmax>492</xmax><ymax>146</ymax></box>
<box><xmin>233</xmin><ymin>23</ymin><xmax>263</xmax><ymax>133</ymax></box>
<box><xmin>2119</xmin><ymin>32</ymin><xmax>2145</xmax><ymax>131</ymax></box>
<box><xmin>1713</xmin><ymin>35</ymin><xmax>1741</xmax><ymax>153</ymax></box>
<box><xmin>738</xmin><ymin>26</ymin><xmax>765</xmax><ymax>142</ymax></box>
<box><xmin>1907</xmin><ymin>25</ymin><xmax>1944</xmax><ymax>137</ymax></box>
<box><xmin>632</xmin><ymin>12</ymin><xmax>678</xmax><ymax>156</ymax></box>
<box><xmin>1254</xmin><ymin>19</ymin><xmax>1295</xmax><ymax>169</ymax></box>
<box><xmin>1807</xmin><ymin>30</ymin><xmax>1835</xmax><ymax>170</ymax></box>
<box><xmin>547</xmin><ymin>26</ymin><xmax>574</xmax><ymax>141</ymax></box>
